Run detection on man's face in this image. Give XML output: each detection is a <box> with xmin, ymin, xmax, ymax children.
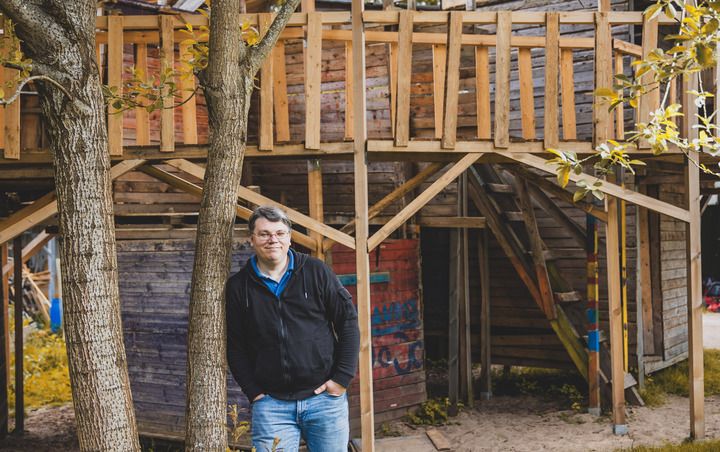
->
<box><xmin>250</xmin><ymin>218</ymin><xmax>291</xmax><ymax>265</ymax></box>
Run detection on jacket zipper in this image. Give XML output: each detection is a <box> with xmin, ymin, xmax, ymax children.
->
<box><xmin>277</xmin><ymin>291</ymin><xmax>291</xmax><ymax>386</ymax></box>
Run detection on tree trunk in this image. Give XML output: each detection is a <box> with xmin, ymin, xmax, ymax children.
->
<box><xmin>0</xmin><ymin>2</ymin><xmax>140</xmax><ymax>450</ymax></box>
<box><xmin>184</xmin><ymin>0</ymin><xmax>250</xmax><ymax>449</ymax></box>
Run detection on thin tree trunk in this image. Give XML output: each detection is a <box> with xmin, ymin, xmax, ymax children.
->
<box><xmin>0</xmin><ymin>2</ymin><xmax>140</xmax><ymax>450</ymax></box>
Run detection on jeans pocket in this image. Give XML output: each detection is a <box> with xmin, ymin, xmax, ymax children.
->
<box><xmin>324</xmin><ymin>390</ymin><xmax>345</xmax><ymax>398</ymax></box>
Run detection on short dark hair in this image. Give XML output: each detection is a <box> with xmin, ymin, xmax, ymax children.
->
<box><xmin>249</xmin><ymin>205</ymin><xmax>292</xmax><ymax>233</ymax></box>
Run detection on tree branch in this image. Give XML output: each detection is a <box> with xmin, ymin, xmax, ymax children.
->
<box><xmin>0</xmin><ymin>1</ymin><xmax>70</xmax><ymax>55</ymax></box>
<box><xmin>0</xmin><ymin>75</ymin><xmax>73</xmax><ymax>105</ymax></box>
<box><xmin>246</xmin><ymin>0</ymin><xmax>301</xmax><ymax>74</ymax></box>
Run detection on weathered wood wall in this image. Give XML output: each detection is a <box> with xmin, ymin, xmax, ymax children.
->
<box><xmin>117</xmin><ymin>238</ymin><xmax>424</xmax><ymax>439</ymax></box>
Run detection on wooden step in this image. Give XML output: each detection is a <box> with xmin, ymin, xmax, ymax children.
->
<box><xmin>504</xmin><ymin>211</ymin><xmax>524</xmax><ymax>221</ymax></box>
<box><xmin>555</xmin><ymin>291</ymin><xmax>582</xmax><ymax>303</ymax></box>
<box><xmin>486</xmin><ymin>183</ymin><xmax>515</xmax><ymax>194</ymax></box>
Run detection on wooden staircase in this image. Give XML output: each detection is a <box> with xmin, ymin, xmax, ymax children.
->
<box><xmin>467</xmin><ymin>164</ymin><xmax>643</xmax><ymax>407</ymax></box>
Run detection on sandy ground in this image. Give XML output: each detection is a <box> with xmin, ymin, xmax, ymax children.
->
<box><xmin>2</xmin><ymin>315</ymin><xmax>720</xmax><ymax>451</ymax></box>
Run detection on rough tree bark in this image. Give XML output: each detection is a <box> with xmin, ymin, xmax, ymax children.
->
<box><xmin>184</xmin><ymin>0</ymin><xmax>300</xmax><ymax>449</ymax></box>
<box><xmin>0</xmin><ymin>2</ymin><xmax>140</xmax><ymax>450</ymax></box>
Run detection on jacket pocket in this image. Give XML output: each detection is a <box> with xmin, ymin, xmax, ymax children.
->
<box><xmin>253</xmin><ymin>344</ymin><xmax>282</xmax><ymax>389</ymax></box>
<box><xmin>288</xmin><ymin>333</ymin><xmax>334</xmax><ymax>387</ymax></box>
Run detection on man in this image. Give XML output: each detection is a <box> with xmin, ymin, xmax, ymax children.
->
<box><xmin>226</xmin><ymin>205</ymin><xmax>360</xmax><ymax>451</ymax></box>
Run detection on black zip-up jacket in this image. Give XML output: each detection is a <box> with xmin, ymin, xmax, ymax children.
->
<box><xmin>226</xmin><ymin>250</ymin><xmax>360</xmax><ymax>402</ymax></box>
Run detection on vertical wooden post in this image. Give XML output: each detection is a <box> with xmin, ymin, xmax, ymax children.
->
<box><xmin>442</xmin><ymin>12</ymin><xmax>463</xmax><ymax>149</ymax></box>
<box><xmin>460</xmin><ymin>174</ymin><xmax>473</xmax><ymax>407</ymax></box>
<box><xmin>638</xmin><ymin>14</ymin><xmax>659</xmax><ymax>148</ymax></box>
<box><xmin>3</xmin><ymin>17</ymin><xmax>20</xmax><ymax>160</ymax></box>
<box><xmin>344</xmin><ymin>42</ymin><xmax>354</xmax><ymax>141</ymax></box>
<box><xmin>1</xmin><ymin>244</ymin><xmax>7</xmax><ymax>382</ymax></box>
<box><xmin>614</xmin><ymin>51</ymin><xmax>625</xmax><ymax>140</ymax></box>
<box><xmin>274</xmin><ymin>42</ymin><xmax>290</xmax><ymax>143</ymax></box>
<box><xmin>0</xmin><ymin>255</ymin><xmax>6</xmax><ymax>439</ymax></box>
<box><xmin>494</xmin><ymin>12</ymin><xmax>511</xmax><ymax>149</ymax></box>
<box><xmin>475</xmin><ymin>46</ymin><xmax>491</xmax><ymax>139</ymax></box>
<box><xmin>544</xmin><ymin>12</ymin><xmax>559</xmax><ymax>148</ymax></box>
<box><xmin>107</xmin><ymin>16</ymin><xmax>124</xmax><ymax>156</ymax></box>
<box><xmin>637</xmin><ymin>184</ymin><xmax>654</xmax><ymax>356</ymax></box>
<box><xmin>159</xmin><ymin>15</ymin><xmax>175</xmax><ymax>153</ymax></box>
<box><xmin>259</xmin><ymin>13</ymin><xmax>274</xmax><ymax>151</ymax></box>
<box><xmin>305</xmin><ymin>12</ymin><xmax>323</xmax><ymax>150</ymax></box>
<box><xmin>448</xmin><ymin>228</ymin><xmax>460</xmax><ymax>416</ymax></box>
<box><xmin>12</xmin><ymin>237</ymin><xmax>22</xmax><ymax>434</ymax></box>
<box><xmin>594</xmin><ymin>12</ymin><xmax>612</xmax><ymax>145</ymax></box>
<box><xmin>432</xmin><ymin>45</ymin><xmax>447</xmax><ymax>140</ymax></box>
<box><xmin>134</xmin><ymin>44</ymin><xmax>150</xmax><ymax>146</ymax></box>
<box><xmin>179</xmin><ymin>42</ymin><xmax>198</xmax><ymax>145</ymax></box>
<box><xmin>478</xmin><ymin>228</ymin><xmax>491</xmax><ymax>400</ymax></box>
<box><xmin>560</xmin><ymin>49</ymin><xmax>576</xmax><ymax>140</ymax></box>
<box><xmin>518</xmin><ymin>47</ymin><xmax>536</xmax><ymax>140</ymax></box>
<box><xmin>307</xmin><ymin>159</ymin><xmax>324</xmax><ymax>259</ymax></box>
<box><xmin>620</xmin><ymin>173</ymin><xmax>629</xmax><ymax>371</ymax></box>
<box><xmin>682</xmin><ymin>73</ymin><xmax>704</xmax><ymax>440</ymax></box>
<box><xmin>352</xmin><ymin>0</ymin><xmax>375</xmax><ymax>447</ymax></box>
<box><xmin>586</xmin><ymin>214</ymin><xmax>600</xmax><ymax>415</ymax></box>
<box><xmin>394</xmin><ymin>11</ymin><xmax>413</xmax><ymax>147</ymax></box>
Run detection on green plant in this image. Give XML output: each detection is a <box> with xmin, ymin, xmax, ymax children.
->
<box><xmin>406</xmin><ymin>397</ymin><xmax>458</xmax><ymax>426</ymax></box>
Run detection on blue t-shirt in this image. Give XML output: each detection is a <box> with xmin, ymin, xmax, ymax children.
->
<box><xmin>251</xmin><ymin>251</ymin><xmax>294</xmax><ymax>297</ymax></box>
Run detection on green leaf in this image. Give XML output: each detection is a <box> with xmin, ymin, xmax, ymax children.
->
<box><xmin>573</xmin><ymin>189</ymin><xmax>587</xmax><ymax>203</ymax></box>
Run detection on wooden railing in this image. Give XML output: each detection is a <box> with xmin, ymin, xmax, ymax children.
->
<box><xmin>0</xmin><ymin>10</ymin><xmax>677</xmax><ymax>160</ymax></box>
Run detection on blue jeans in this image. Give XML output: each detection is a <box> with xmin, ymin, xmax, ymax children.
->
<box><xmin>251</xmin><ymin>391</ymin><xmax>349</xmax><ymax>452</ymax></box>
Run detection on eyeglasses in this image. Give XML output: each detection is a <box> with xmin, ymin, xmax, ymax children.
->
<box><xmin>253</xmin><ymin>230</ymin><xmax>290</xmax><ymax>241</ymax></box>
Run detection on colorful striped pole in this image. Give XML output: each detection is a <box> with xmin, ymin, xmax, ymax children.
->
<box><xmin>587</xmin><ymin>214</ymin><xmax>601</xmax><ymax>415</ymax></box>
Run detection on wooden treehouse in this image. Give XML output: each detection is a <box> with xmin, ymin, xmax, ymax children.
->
<box><xmin>0</xmin><ymin>0</ymin><xmax>716</xmax><ymax>447</ymax></box>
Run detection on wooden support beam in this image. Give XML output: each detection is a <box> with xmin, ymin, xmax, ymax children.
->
<box><xmin>416</xmin><ymin>216</ymin><xmax>485</xmax><ymax>228</ymax></box>
<box><xmin>514</xmin><ymin>178</ymin><xmax>556</xmax><ymax>319</ymax></box>
<box><xmin>2</xmin><ymin>17</ymin><xmax>19</xmax><ymax>160</ymax></box>
<box><xmin>344</xmin><ymin>42</ymin><xmax>353</xmax><ymax>141</ymax></box>
<box><xmin>305</xmin><ymin>12</ymin><xmax>322</xmax><ymax>150</ymax></box>
<box><xmin>448</xmin><ymin>228</ymin><xmax>460</xmax><ymax>416</ymax></box>
<box><xmin>506</xmin><ymin>164</ymin><xmax>607</xmax><ymax>222</ymax></box>
<box><xmin>12</xmin><ymin>237</ymin><xmax>23</xmax><ymax>433</ymax></box>
<box><xmin>0</xmin><ymin>244</ymin><xmax>6</xmax><ymax>438</ymax></box>
<box><xmin>614</xmin><ymin>51</ymin><xmax>624</xmax><ymax>140</ymax></box>
<box><xmin>504</xmin><ymin>153</ymin><xmax>691</xmax><ymax>223</ymax></box>
<box><xmin>475</xmin><ymin>46</ymin><xmax>491</xmax><ymax>139</ymax></box>
<box><xmin>307</xmin><ymin>160</ymin><xmax>324</xmax><ymax>259</ymax></box>
<box><xmin>586</xmin><ymin>214</ymin><xmax>601</xmax><ymax>415</ymax></box>
<box><xmin>0</xmin><ymin>160</ymin><xmax>143</xmax><ymax>245</ymax></box>
<box><xmin>518</xmin><ymin>48</ymin><xmax>536</xmax><ymax>140</ymax></box>
<box><xmin>441</xmin><ymin>12</ymin><xmax>462</xmax><ymax>149</ymax></box>
<box><xmin>544</xmin><ymin>13</ymin><xmax>560</xmax><ymax>148</ymax></box>
<box><xmin>467</xmin><ymin>167</ymin><xmax>543</xmax><ymax>311</ymax></box>
<box><xmin>605</xmin><ymin>184</ymin><xmax>627</xmax><ymax>433</ymax></box>
<box><xmin>352</xmin><ymin>0</ymin><xmax>375</xmax><ymax>445</ymax></box>
<box><xmin>388</xmin><ymin>43</ymin><xmax>398</xmax><ymax>138</ymax></box>
<box><xmin>159</xmin><ymin>15</ymin><xmax>175</xmax><ymax>153</ymax></box>
<box><xmin>274</xmin><ymin>42</ymin><xmax>291</xmax><ymax>142</ymax></box>
<box><xmin>107</xmin><ymin>15</ymin><xmax>124</xmax><ymax>156</ymax></box>
<box><xmin>179</xmin><ymin>42</ymin><xmax>198</xmax><ymax>145</ymax></box>
<box><xmin>478</xmin><ymin>228</ymin><xmax>491</xmax><ymax>399</ymax></box>
<box><xmin>324</xmin><ymin>162</ymin><xmax>446</xmax><ymax>251</ymax></box>
<box><xmin>1</xmin><ymin>231</ymin><xmax>54</xmax><ymax>277</ymax></box>
<box><xmin>259</xmin><ymin>14</ymin><xmax>274</xmax><ymax>151</ymax></box>
<box><xmin>394</xmin><ymin>11</ymin><xmax>413</xmax><ymax>147</ymax></box>
<box><xmin>164</xmin><ymin>159</ymin><xmax>353</xmax><ymax>249</ymax></box>
<box><xmin>594</xmin><ymin>12</ymin><xmax>612</xmax><ymax>145</ymax></box>
<box><xmin>494</xmin><ymin>12</ymin><xmax>512</xmax><ymax>149</ymax></box>
<box><xmin>560</xmin><ymin>49</ymin><xmax>576</xmax><ymax>140</ymax></box>
<box><xmin>637</xmin><ymin>14</ymin><xmax>658</xmax><ymax>148</ymax></box>
<box><xmin>135</xmin><ymin>44</ymin><xmax>151</xmax><ymax>146</ymax></box>
<box><xmin>432</xmin><ymin>44</ymin><xmax>447</xmax><ymax>140</ymax></box>
<box><xmin>368</xmin><ymin>153</ymin><xmax>481</xmax><ymax>251</ymax></box>
<box><xmin>637</xmin><ymin>187</ymin><xmax>654</xmax><ymax>355</ymax></box>
<box><xmin>459</xmin><ymin>175</ymin><xmax>473</xmax><ymax>408</ymax></box>
<box><xmin>683</xmin><ymin>74</ymin><xmax>704</xmax><ymax>440</ymax></box>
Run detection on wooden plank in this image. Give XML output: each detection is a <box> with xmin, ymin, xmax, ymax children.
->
<box><xmin>432</xmin><ymin>45</ymin><xmax>447</xmax><ymax>140</ymax></box>
<box><xmin>1</xmin><ymin>231</ymin><xmax>53</xmax><ymax>277</ymax></box>
<box><xmin>388</xmin><ymin>43</ymin><xmax>398</xmax><ymax>138</ymax></box>
<box><xmin>683</xmin><ymin>74</ymin><xmax>704</xmax><ymax>440</ymax></box>
<box><xmin>178</xmin><ymin>42</ymin><xmax>197</xmax><ymax>145</ymax></box>
<box><xmin>159</xmin><ymin>15</ymin><xmax>175</xmax><ymax>153</ymax></box>
<box><xmin>352</xmin><ymin>0</ymin><xmax>375</xmax><ymax>446</ymax></box>
<box><xmin>475</xmin><ymin>46</ymin><xmax>491</xmax><ymax>139</ymax></box>
<box><xmin>0</xmin><ymin>160</ymin><xmax>145</xmax><ymax>245</ymax></box>
<box><xmin>273</xmin><ymin>42</ymin><xmax>290</xmax><ymax>142</ymax></box>
<box><xmin>307</xmin><ymin>159</ymin><xmax>324</xmax><ymax>259</ymax></box>
<box><xmin>305</xmin><ymin>12</ymin><xmax>323</xmax><ymax>150</ymax></box>
<box><xmin>544</xmin><ymin>13</ymin><xmax>560</xmax><ymax>148</ymax></box>
<box><xmin>344</xmin><ymin>42</ymin><xmax>353</xmax><ymax>141</ymax></box>
<box><xmin>505</xmin><ymin>153</ymin><xmax>691</xmax><ymax>223</ymax></box>
<box><xmin>494</xmin><ymin>12</ymin><xmax>512</xmax><ymax>149</ymax></box>
<box><xmin>2</xmin><ymin>18</ymin><xmax>18</xmax><ymax>160</ymax></box>
<box><xmin>259</xmin><ymin>13</ymin><xmax>274</xmax><ymax>151</ymax></box>
<box><xmin>394</xmin><ymin>11</ymin><xmax>413</xmax><ymax>147</ymax></box>
<box><xmin>367</xmin><ymin>153</ymin><xmax>481</xmax><ymax>251</ymax></box>
<box><xmin>605</xmin><ymin>181</ymin><xmax>626</xmax><ymax>430</ymax></box>
<box><xmin>614</xmin><ymin>51</ymin><xmax>624</xmax><ymax>140</ymax></box>
<box><xmin>441</xmin><ymin>12</ymin><xmax>462</xmax><ymax>149</ymax></box>
<box><xmin>518</xmin><ymin>48</ymin><xmax>536</xmax><ymax>140</ymax></box>
<box><xmin>1</xmin><ymin>244</ymin><xmax>7</xmax><ymax>384</ymax></box>
<box><xmin>426</xmin><ymin>429</ymin><xmax>451</xmax><ymax>451</ymax></box>
<box><xmin>107</xmin><ymin>15</ymin><xmax>124</xmax><ymax>156</ymax></box>
<box><xmin>459</xmin><ymin>175</ymin><xmax>472</xmax><ymax>407</ymax></box>
<box><xmin>515</xmin><ymin>178</ymin><xmax>556</xmax><ymax>319</ymax></box>
<box><xmin>560</xmin><ymin>49</ymin><xmax>576</xmax><ymax>140</ymax></box>
<box><xmin>416</xmin><ymin>216</ymin><xmax>485</xmax><ymax>228</ymax></box>
<box><xmin>164</xmin><ymin>159</ymin><xmax>351</xmax><ymax>249</ymax></box>
<box><xmin>135</xmin><ymin>44</ymin><xmax>150</xmax><ymax>146</ymax></box>
<box><xmin>479</xmin><ymin>228</ymin><xmax>491</xmax><ymax>399</ymax></box>
<box><xmin>448</xmin><ymin>228</ymin><xmax>459</xmax><ymax>415</ymax></box>
<box><xmin>637</xmin><ymin>190</ymin><xmax>654</xmax><ymax>355</ymax></box>
<box><xmin>638</xmin><ymin>14</ymin><xmax>659</xmax><ymax>148</ymax></box>
<box><xmin>594</xmin><ymin>12</ymin><xmax>612</xmax><ymax>146</ymax></box>
<box><xmin>12</xmin><ymin>238</ymin><xmax>22</xmax><ymax>432</ymax></box>
<box><xmin>0</xmin><ymin>243</ymin><xmax>6</xmax><ymax>437</ymax></box>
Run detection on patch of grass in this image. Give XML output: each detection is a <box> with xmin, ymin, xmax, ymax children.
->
<box><xmin>640</xmin><ymin>350</ymin><xmax>720</xmax><ymax>405</ymax></box>
<box><xmin>491</xmin><ymin>367</ymin><xmax>587</xmax><ymax>411</ymax></box>
<box><xmin>616</xmin><ymin>439</ymin><xmax>720</xmax><ymax>451</ymax></box>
